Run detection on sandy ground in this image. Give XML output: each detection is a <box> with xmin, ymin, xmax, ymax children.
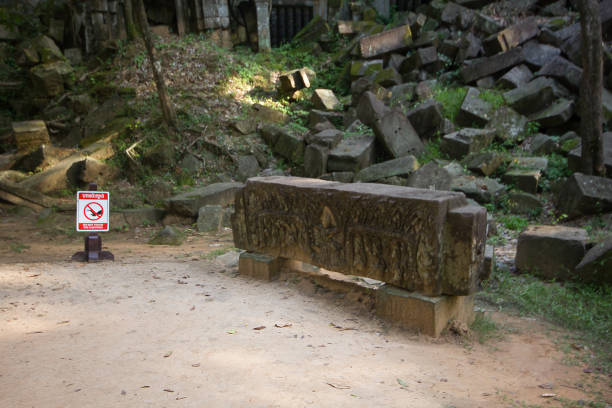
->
<box><xmin>0</xmin><ymin>209</ymin><xmax>609</xmax><ymax>408</ymax></box>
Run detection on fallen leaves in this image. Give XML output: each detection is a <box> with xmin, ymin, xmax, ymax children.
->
<box><xmin>326</xmin><ymin>382</ymin><xmax>351</xmax><ymax>390</ymax></box>
<box><xmin>163</xmin><ymin>351</ymin><xmax>173</xmax><ymax>358</ymax></box>
<box><xmin>253</xmin><ymin>326</ymin><xmax>266</xmax><ymax>330</ymax></box>
<box><xmin>330</xmin><ymin>322</ymin><xmax>356</xmax><ymax>331</ymax></box>
<box><xmin>163</xmin><ymin>389</ymin><xmax>174</xmax><ymax>393</ymax></box>
<box><xmin>274</xmin><ymin>323</ymin><xmax>292</xmax><ymax>328</ymax></box>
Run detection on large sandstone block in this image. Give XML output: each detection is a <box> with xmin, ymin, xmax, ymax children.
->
<box><xmin>460</xmin><ymin>47</ymin><xmax>523</xmax><ymax>84</ymax></box>
<box><xmin>406</xmin><ymin>99</ymin><xmax>444</xmax><ymax>140</ymax></box>
<box><xmin>372</xmin><ymin>110</ymin><xmax>425</xmax><ymax>158</ymax></box>
<box><xmin>355</xmin><ymin>155</ymin><xmax>419</xmax><ymax>182</ymax></box>
<box><xmin>516</xmin><ymin>225</ymin><xmax>588</xmax><ymax>281</ymax></box>
<box><xmin>12</xmin><ymin>121</ymin><xmax>50</xmax><ymax>152</ymax></box>
<box><xmin>440</xmin><ymin>128</ymin><xmax>495</xmax><ymax>159</ymax></box>
<box><xmin>556</xmin><ymin>173</ymin><xmax>612</xmax><ymax>218</ymax></box>
<box><xmin>483</xmin><ymin>17</ymin><xmax>539</xmax><ymax>55</ymax></box>
<box><xmin>359</xmin><ymin>25</ymin><xmax>412</xmax><ymax>58</ymax></box>
<box><xmin>232</xmin><ymin>177</ymin><xmax>487</xmax><ymax>296</ymax></box>
<box><xmin>327</xmin><ymin>135</ymin><xmax>375</xmax><ymax>172</ymax></box>
<box><xmin>165</xmin><ymin>182</ymin><xmax>244</xmax><ymax>217</ymax></box>
<box><xmin>376</xmin><ymin>285</ymin><xmax>474</xmax><ymax>336</ymax></box>
<box><xmin>575</xmin><ymin>238</ymin><xmax>612</xmax><ymax>285</ymax></box>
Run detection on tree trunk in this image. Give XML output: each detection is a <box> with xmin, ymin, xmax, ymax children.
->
<box><xmin>578</xmin><ymin>0</ymin><xmax>605</xmax><ymax>176</ymax></box>
<box><xmin>134</xmin><ymin>0</ymin><xmax>178</xmax><ymax>131</ymax></box>
<box><xmin>123</xmin><ymin>0</ymin><xmax>138</xmax><ymax>41</ymax></box>
<box><xmin>175</xmin><ymin>0</ymin><xmax>187</xmax><ymax>36</ymax></box>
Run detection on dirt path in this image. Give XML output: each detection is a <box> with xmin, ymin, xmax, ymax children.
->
<box><xmin>0</xmin><ymin>210</ymin><xmax>607</xmax><ymax>407</ymax></box>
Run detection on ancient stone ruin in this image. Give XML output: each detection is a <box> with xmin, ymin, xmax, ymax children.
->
<box><xmin>232</xmin><ymin>176</ymin><xmax>487</xmax><ymax>335</ymax></box>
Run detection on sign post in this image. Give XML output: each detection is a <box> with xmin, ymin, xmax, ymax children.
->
<box><xmin>72</xmin><ymin>183</ymin><xmax>114</xmax><ymax>262</ymax></box>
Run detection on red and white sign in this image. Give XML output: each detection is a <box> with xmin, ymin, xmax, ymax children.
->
<box><xmin>76</xmin><ymin>191</ymin><xmax>110</xmax><ymax>232</ymax></box>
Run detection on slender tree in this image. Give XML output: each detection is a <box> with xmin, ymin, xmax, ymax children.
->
<box><xmin>578</xmin><ymin>0</ymin><xmax>605</xmax><ymax>176</ymax></box>
<box><xmin>134</xmin><ymin>0</ymin><xmax>178</xmax><ymax>131</ymax></box>
<box><xmin>123</xmin><ymin>0</ymin><xmax>138</xmax><ymax>41</ymax></box>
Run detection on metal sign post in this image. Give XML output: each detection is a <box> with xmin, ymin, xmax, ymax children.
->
<box><xmin>72</xmin><ymin>183</ymin><xmax>114</xmax><ymax>262</ymax></box>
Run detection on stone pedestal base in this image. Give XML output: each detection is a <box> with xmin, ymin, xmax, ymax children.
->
<box><xmin>239</xmin><ymin>252</ymin><xmax>282</xmax><ymax>281</ymax></box>
<box><xmin>376</xmin><ymin>285</ymin><xmax>474</xmax><ymax>337</ymax></box>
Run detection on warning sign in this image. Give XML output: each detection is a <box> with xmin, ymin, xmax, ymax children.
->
<box><xmin>76</xmin><ymin>191</ymin><xmax>110</xmax><ymax>232</ymax></box>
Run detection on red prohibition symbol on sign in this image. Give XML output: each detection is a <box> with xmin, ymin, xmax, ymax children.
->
<box><xmin>84</xmin><ymin>202</ymin><xmax>104</xmax><ymax>221</ymax></box>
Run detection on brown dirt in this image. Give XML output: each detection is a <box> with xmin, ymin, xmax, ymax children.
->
<box><xmin>0</xmin><ymin>208</ymin><xmax>609</xmax><ymax>407</ymax></box>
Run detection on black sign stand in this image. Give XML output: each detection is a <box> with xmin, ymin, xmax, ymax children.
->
<box><xmin>72</xmin><ymin>183</ymin><xmax>115</xmax><ymax>262</ymax></box>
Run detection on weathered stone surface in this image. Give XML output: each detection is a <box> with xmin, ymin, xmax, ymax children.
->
<box><xmin>306</xmin><ymin>129</ymin><xmax>343</xmax><ymax>149</ymax></box>
<box><xmin>64</xmin><ymin>48</ymin><xmax>83</xmax><ymax>66</ymax></box>
<box><xmin>503</xmin><ymin>77</ymin><xmax>562</xmax><ymax>115</ymax></box>
<box><xmin>149</xmin><ymin>225</ymin><xmax>184</xmax><ymax>246</ymax></box>
<box><xmin>460</xmin><ymin>47</ymin><xmax>523</xmax><ymax>84</ymax></box>
<box><xmin>496</xmin><ymin>65</ymin><xmax>533</xmax><ymax>89</ymax></box>
<box><xmin>304</xmin><ymin>144</ymin><xmax>328</xmax><ymax>178</ymax></box>
<box><xmin>483</xmin><ymin>17</ymin><xmax>539</xmax><ymax>55</ymax></box>
<box><xmin>505</xmin><ymin>191</ymin><xmax>543</xmax><ymax>214</ymax></box>
<box><xmin>516</xmin><ymin>225</ymin><xmax>588</xmax><ymax>280</ymax></box>
<box><xmin>474</xmin><ymin>12</ymin><xmax>503</xmax><ymax>35</ymax></box>
<box><xmin>197</xmin><ymin>205</ymin><xmax>229</xmax><ymax>232</ymax></box>
<box><xmin>390</xmin><ymin>82</ymin><xmax>416</xmax><ymax>108</ymax></box>
<box><xmin>12</xmin><ymin>121</ymin><xmax>50</xmax><ymax>152</ymax></box>
<box><xmin>456</xmin><ymin>87</ymin><xmax>493</xmax><ymax>127</ymax></box>
<box><xmin>476</xmin><ymin>76</ymin><xmax>495</xmax><ymax>89</ymax></box>
<box><xmin>415</xmin><ymin>80</ymin><xmax>437</xmax><ymax>100</ymax></box>
<box><xmin>239</xmin><ymin>252</ymin><xmax>281</xmax><ymax>281</ymax></box>
<box><xmin>406</xmin><ymin>162</ymin><xmax>452</xmax><ymax>190</ymax></box>
<box><xmin>374</xmin><ymin>67</ymin><xmax>402</xmax><ymax>87</ymax></box>
<box><xmin>309</xmin><ymin>109</ymin><xmax>343</xmax><ymax>128</ymax></box>
<box><xmin>165</xmin><ymin>182</ymin><xmax>244</xmax><ymax>218</ymax></box>
<box><xmin>510</xmin><ymin>156</ymin><xmax>548</xmax><ymax>171</ymax></box>
<box><xmin>461</xmin><ymin>152</ymin><xmax>504</xmax><ymax>176</ymax></box>
<box><xmin>440</xmin><ymin>128</ymin><xmax>495</xmax><ymax>159</ymax></box>
<box><xmin>355</xmin><ymin>155</ymin><xmax>419</xmax><ymax>182</ymax></box>
<box><xmin>75</xmin><ymin>157</ymin><xmax>119</xmax><ymax>186</ymax></box>
<box><xmin>29</xmin><ymin>60</ymin><xmax>74</xmax><ymax>97</ymax></box>
<box><xmin>376</xmin><ymin>286</ymin><xmax>474</xmax><ymax>336</ymax></box>
<box><xmin>567</xmin><ymin>133</ymin><xmax>612</xmax><ymax>175</ymax></box>
<box><xmin>406</xmin><ymin>99</ymin><xmax>444</xmax><ymax>140</ymax></box>
<box><xmin>327</xmin><ymin>135</ymin><xmax>375</xmax><ymax>172</ymax></box>
<box><xmin>521</xmin><ymin>41</ymin><xmax>561</xmax><ymax>69</ymax></box>
<box><xmin>400</xmin><ymin>46</ymin><xmax>439</xmax><ymax>73</ymax></box>
<box><xmin>441</xmin><ymin>2</ymin><xmax>475</xmax><ymax>29</ymax></box>
<box><xmin>278</xmin><ymin>68</ymin><xmax>314</xmax><ymax>96</ymax></box>
<box><xmin>489</xmin><ymin>106</ymin><xmax>528</xmax><ymax>142</ymax></box>
<box><xmin>350</xmin><ymin>60</ymin><xmax>384</xmax><ymax>79</ymax></box>
<box><xmin>359</xmin><ymin>25</ymin><xmax>412</xmax><ymax>58</ymax></box>
<box><xmin>320</xmin><ymin>171</ymin><xmax>355</xmax><ymax>183</ymax></box>
<box><xmin>535</xmin><ymin>56</ymin><xmax>582</xmax><ymax>91</ymax></box>
<box><xmin>373</xmin><ymin>110</ymin><xmax>425</xmax><ymax>158</ymax></box>
<box><xmin>529</xmin><ymin>133</ymin><xmax>557</xmax><ymax>155</ymax></box>
<box><xmin>11</xmin><ymin>145</ymin><xmax>71</xmax><ymax>173</ymax></box>
<box><xmin>236</xmin><ymin>155</ymin><xmax>260</xmax><ymax>181</ymax></box>
<box><xmin>117</xmin><ymin>208</ymin><xmax>165</xmax><ymax>228</ymax></box>
<box><xmin>529</xmin><ymin>98</ymin><xmax>574</xmax><ymax>128</ymax></box>
<box><xmin>503</xmin><ymin>169</ymin><xmax>540</xmax><ymax>193</ymax></box>
<box><xmin>450</xmin><ymin>176</ymin><xmax>505</xmax><ymax>203</ymax></box>
<box><xmin>253</xmin><ymin>103</ymin><xmax>288</xmax><ymax>124</ymax></box>
<box><xmin>33</xmin><ymin>35</ymin><xmax>64</xmax><ymax>63</ymax></box>
<box><xmin>312</xmin><ymin>89</ymin><xmax>340</xmax><ymax>111</ymax></box>
<box><xmin>575</xmin><ymin>237</ymin><xmax>612</xmax><ymax>285</ymax></box>
<box><xmin>273</xmin><ymin>130</ymin><xmax>305</xmax><ymax>164</ymax></box>
<box><xmin>556</xmin><ymin>173</ymin><xmax>612</xmax><ymax>218</ymax></box>
<box><xmin>456</xmin><ymin>32</ymin><xmax>482</xmax><ymax>63</ymax></box>
<box><xmin>356</xmin><ymin>91</ymin><xmax>391</xmax><ymax>127</ymax></box>
<box><xmin>232</xmin><ymin>176</ymin><xmax>486</xmax><ymax>296</ymax></box>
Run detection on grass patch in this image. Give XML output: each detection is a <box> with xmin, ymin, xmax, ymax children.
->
<box><xmin>497</xmin><ymin>214</ymin><xmax>529</xmax><ymax>232</ymax></box>
<box><xmin>9</xmin><ymin>242</ymin><xmax>30</xmax><ymax>253</ymax></box>
<box><xmin>541</xmin><ymin>153</ymin><xmax>572</xmax><ymax>192</ymax></box>
<box><xmin>418</xmin><ymin>137</ymin><xmax>444</xmax><ymax>163</ymax></box>
<box><xmin>204</xmin><ymin>247</ymin><xmax>236</xmax><ymax>260</ymax></box>
<box><xmin>470</xmin><ymin>312</ymin><xmax>504</xmax><ymax>344</ymax></box>
<box><xmin>478</xmin><ymin>89</ymin><xmax>505</xmax><ymax>110</ymax></box>
<box><xmin>433</xmin><ymin>86</ymin><xmax>467</xmax><ymax>123</ymax></box>
<box><xmin>479</xmin><ymin>267</ymin><xmax>612</xmax><ymax>373</ymax></box>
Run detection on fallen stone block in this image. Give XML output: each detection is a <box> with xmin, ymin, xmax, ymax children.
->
<box><xmin>278</xmin><ymin>68</ymin><xmax>315</xmax><ymax>96</ymax></box>
<box><xmin>273</xmin><ymin>129</ymin><xmax>305</xmax><ymax>164</ymax></box>
<box><xmin>308</xmin><ymin>110</ymin><xmax>343</xmax><ymax>128</ymax></box>
<box><xmin>456</xmin><ymin>87</ymin><xmax>493</xmax><ymax>127</ymax></box>
<box><xmin>460</xmin><ymin>47</ymin><xmax>523</xmax><ymax>84</ymax></box>
<box><xmin>474</xmin><ymin>12</ymin><xmax>503</xmax><ymax>35</ymax></box>
<box><xmin>521</xmin><ymin>41</ymin><xmax>562</xmax><ymax>69</ymax></box>
<box><xmin>535</xmin><ymin>56</ymin><xmax>582</xmax><ymax>91</ymax></box>
<box><xmin>456</xmin><ymin>32</ymin><xmax>482</xmax><ymax>63</ymax></box>
<box><xmin>355</xmin><ymin>155</ymin><xmax>419</xmax><ymax>182</ymax></box>
<box><xmin>488</xmin><ymin>106</ymin><xmax>528</xmax><ymax>142</ymax></box>
<box><xmin>504</xmin><ymin>191</ymin><xmax>543</xmax><ymax>215</ymax></box>
<box><xmin>149</xmin><ymin>225</ymin><xmax>184</xmax><ymax>246</ymax></box>
<box><xmin>312</xmin><ymin>89</ymin><xmax>341</xmax><ymax>111</ymax></box>
<box><xmin>390</xmin><ymin>82</ymin><xmax>416</xmax><ymax>109</ymax></box>
<box><xmin>305</xmin><ymin>129</ymin><xmax>344</xmax><ymax>149</ymax></box>
<box><xmin>400</xmin><ymin>46</ymin><xmax>440</xmax><ymax>73</ymax></box>
<box><xmin>440</xmin><ymin>128</ymin><xmax>496</xmax><ymax>159</ymax></box>
<box><xmin>304</xmin><ymin>144</ymin><xmax>328</xmax><ymax>178</ymax></box>
<box><xmin>29</xmin><ymin>60</ymin><xmax>74</xmax><ymax>97</ymax></box>
<box><xmin>496</xmin><ymin>64</ymin><xmax>533</xmax><ymax>89</ymax></box>
<box><xmin>350</xmin><ymin>59</ymin><xmax>384</xmax><ymax>79</ymax></box>
<box><xmin>232</xmin><ymin>176</ymin><xmax>487</xmax><ymax>296</ymax></box>
<box><xmin>529</xmin><ymin>98</ymin><xmax>574</xmax><ymax>128</ymax></box>
<box><xmin>320</xmin><ymin>171</ymin><xmax>354</xmax><ymax>183</ymax></box>
<box><xmin>374</xmin><ymin>67</ymin><xmax>403</xmax><ymax>87</ymax></box>
<box><xmin>406</xmin><ymin>99</ymin><xmax>444</xmax><ymax>140</ymax></box>
<box><xmin>239</xmin><ymin>252</ymin><xmax>282</xmax><ymax>281</ymax></box>
<box><xmin>165</xmin><ymin>182</ymin><xmax>244</xmax><ymax>218</ymax></box>
<box><xmin>450</xmin><ymin>175</ymin><xmax>505</xmax><ymax>203</ymax></box>
<box><xmin>516</xmin><ymin>225</ymin><xmax>588</xmax><ymax>281</ymax></box>
<box><xmin>483</xmin><ymin>17</ymin><xmax>539</xmax><ymax>55</ymax></box>
<box><xmin>575</xmin><ymin>237</ymin><xmax>612</xmax><ymax>285</ymax></box>
<box><xmin>529</xmin><ymin>133</ymin><xmax>557</xmax><ymax>155</ymax></box>
<box><xmin>503</xmin><ymin>77</ymin><xmax>565</xmax><ymax>115</ymax></box>
<box><xmin>376</xmin><ymin>285</ymin><xmax>474</xmax><ymax>336</ymax></box>
<box><xmin>405</xmin><ymin>161</ymin><xmax>452</xmax><ymax>190</ymax></box>
<box><xmin>556</xmin><ymin>173</ymin><xmax>612</xmax><ymax>218</ymax></box>
<box><xmin>119</xmin><ymin>207</ymin><xmax>165</xmax><ymax>228</ymax></box>
<box><xmin>356</xmin><ymin>91</ymin><xmax>391</xmax><ymax>127</ymax></box>
<box><xmin>503</xmin><ymin>169</ymin><xmax>541</xmax><ymax>193</ymax></box>
<box><xmin>359</xmin><ymin>25</ymin><xmax>412</xmax><ymax>58</ymax></box>
<box><xmin>441</xmin><ymin>2</ymin><xmax>475</xmax><ymax>29</ymax></box>
<box><xmin>461</xmin><ymin>151</ymin><xmax>504</xmax><ymax>176</ymax></box>
<box><xmin>12</xmin><ymin>121</ymin><xmax>50</xmax><ymax>152</ymax></box>
<box><xmin>327</xmin><ymin>135</ymin><xmax>376</xmax><ymax>172</ymax></box>
<box><xmin>373</xmin><ymin>110</ymin><xmax>425</xmax><ymax>158</ymax></box>
<box><xmin>197</xmin><ymin>205</ymin><xmax>230</xmax><ymax>232</ymax></box>
<box><xmin>236</xmin><ymin>155</ymin><xmax>260</xmax><ymax>181</ymax></box>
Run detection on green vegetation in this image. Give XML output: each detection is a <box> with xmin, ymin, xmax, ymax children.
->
<box><xmin>541</xmin><ymin>153</ymin><xmax>572</xmax><ymax>192</ymax></box>
<box><xmin>480</xmin><ymin>267</ymin><xmax>612</xmax><ymax>373</ymax></box>
<box><xmin>478</xmin><ymin>89</ymin><xmax>505</xmax><ymax>110</ymax></box>
<box><xmin>469</xmin><ymin>313</ymin><xmax>504</xmax><ymax>344</ymax></box>
<box><xmin>9</xmin><ymin>242</ymin><xmax>30</xmax><ymax>253</ymax></box>
<box><xmin>497</xmin><ymin>214</ymin><xmax>529</xmax><ymax>232</ymax></box>
<box><xmin>418</xmin><ymin>137</ymin><xmax>444</xmax><ymax>163</ymax></box>
<box><xmin>433</xmin><ymin>86</ymin><xmax>467</xmax><ymax>122</ymax></box>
